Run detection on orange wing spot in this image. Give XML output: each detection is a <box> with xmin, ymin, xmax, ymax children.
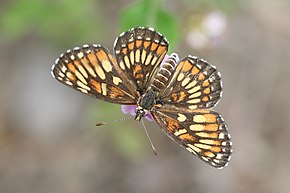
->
<box><xmin>182</xmin><ymin>61</ymin><xmax>192</xmax><ymax>72</ymax></box>
<box><xmin>205</xmin><ymin>124</ymin><xmax>218</xmax><ymax>131</ymax></box>
<box><xmin>96</xmin><ymin>49</ymin><xmax>108</xmax><ymax>61</ymax></box>
<box><xmin>133</xmin><ymin>65</ymin><xmax>142</xmax><ymax>75</ymax></box>
<box><xmin>204</xmin><ymin>114</ymin><xmax>217</xmax><ymax>122</ymax></box>
<box><xmin>133</xmin><ymin>65</ymin><xmax>144</xmax><ymax>79</ymax></box>
<box><xmin>122</xmin><ymin>48</ymin><xmax>128</xmax><ymax>55</ymax></box>
<box><xmin>150</xmin><ymin>43</ymin><xmax>158</xmax><ymax>51</ymax></box>
<box><xmin>202</xmin><ymin>80</ymin><xmax>210</xmax><ymax>87</ymax></box>
<box><xmin>192</xmin><ymin>66</ymin><xmax>200</xmax><ymax>75</ymax></box>
<box><xmin>87</xmin><ymin>53</ymin><xmax>99</xmax><ymax>67</ymax></box>
<box><xmin>80</xmin><ymin>57</ymin><xmax>89</xmax><ymax>67</ymax></box>
<box><xmin>179</xmin><ymin>133</ymin><xmax>195</xmax><ymax>141</ymax></box>
<box><xmin>208</xmin><ymin>133</ymin><xmax>218</xmax><ymax>138</ymax></box>
<box><xmin>213</xmin><ymin>140</ymin><xmax>221</xmax><ymax>145</ymax></box>
<box><xmin>202</xmin><ymin>96</ymin><xmax>209</xmax><ymax>102</ymax></box>
<box><xmin>166</xmin><ymin>118</ymin><xmax>179</xmax><ymax>132</ymax></box>
<box><xmin>67</xmin><ymin>63</ymin><xmax>76</xmax><ymax>72</ymax></box>
<box><xmin>109</xmin><ymin>86</ymin><xmax>125</xmax><ymax>98</ymax></box>
<box><xmin>128</xmin><ymin>42</ymin><xmax>134</xmax><ymax>50</ymax></box>
<box><xmin>177</xmin><ymin>91</ymin><xmax>187</xmax><ymax>102</ymax></box>
<box><xmin>73</xmin><ymin>59</ymin><xmax>81</xmax><ymax>67</ymax></box>
<box><xmin>143</xmin><ymin>41</ymin><xmax>151</xmax><ymax>48</ymax></box>
<box><xmin>136</xmin><ymin>40</ymin><xmax>142</xmax><ymax>48</ymax></box>
<box><xmin>171</xmin><ymin>93</ymin><xmax>178</xmax><ymax>101</ymax></box>
<box><xmin>90</xmin><ymin>79</ymin><xmax>101</xmax><ymax>93</ymax></box>
<box><xmin>204</xmin><ymin>151</ymin><xmax>215</xmax><ymax>157</ymax></box>
<box><xmin>198</xmin><ymin>73</ymin><xmax>206</xmax><ymax>81</ymax></box>
<box><xmin>204</xmin><ymin>87</ymin><xmax>211</xmax><ymax>94</ymax></box>
<box><xmin>66</xmin><ymin>72</ymin><xmax>76</xmax><ymax>81</ymax></box>
<box><xmin>210</xmin><ymin>146</ymin><xmax>222</xmax><ymax>153</ymax></box>
<box><xmin>156</xmin><ymin>45</ymin><xmax>166</xmax><ymax>55</ymax></box>
<box><xmin>135</xmin><ymin>73</ymin><xmax>144</xmax><ymax>79</ymax></box>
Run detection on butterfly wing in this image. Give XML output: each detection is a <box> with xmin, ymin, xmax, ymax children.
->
<box><xmin>52</xmin><ymin>44</ymin><xmax>138</xmax><ymax>104</ymax></box>
<box><xmin>160</xmin><ymin>56</ymin><xmax>222</xmax><ymax>110</ymax></box>
<box><xmin>152</xmin><ymin>106</ymin><xmax>232</xmax><ymax>168</ymax></box>
<box><xmin>114</xmin><ymin>27</ymin><xmax>169</xmax><ymax>93</ymax></box>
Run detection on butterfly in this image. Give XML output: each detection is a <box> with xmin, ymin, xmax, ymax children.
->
<box><xmin>51</xmin><ymin>27</ymin><xmax>232</xmax><ymax>168</ymax></box>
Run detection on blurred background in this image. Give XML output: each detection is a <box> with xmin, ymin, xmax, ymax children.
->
<box><xmin>1</xmin><ymin>0</ymin><xmax>290</xmax><ymax>192</ymax></box>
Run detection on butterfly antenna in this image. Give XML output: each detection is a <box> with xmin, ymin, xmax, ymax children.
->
<box><xmin>96</xmin><ymin>116</ymin><xmax>133</xmax><ymax>126</ymax></box>
<box><xmin>141</xmin><ymin>119</ymin><xmax>158</xmax><ymax>156</ymax></box>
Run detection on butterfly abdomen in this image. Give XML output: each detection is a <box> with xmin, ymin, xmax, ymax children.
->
<box><xmin>151</xmin><ymin>53</ymin><xmax>179</xmax><ymax>92</ymax></box>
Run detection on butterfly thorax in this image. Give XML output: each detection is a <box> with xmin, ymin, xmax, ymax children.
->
<box><xmin>135</xmin><ymin>89</ymin><xmax>160</xmax><ymax>121</ymax></box>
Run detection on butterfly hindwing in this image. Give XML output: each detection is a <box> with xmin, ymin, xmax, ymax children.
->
<box><xmin>160</xmin><ymin>56</ymin><xmax>222</xmax><ymax>110</ymax></box>
<box><xmin>52</xmin><ymin>44</ymin><xmax>137</xmax><ymax>104</ymax></box>
<box><xmin>114</xmin><ymin>27</ymin><xmax>169</xmax><ymax>92</ymax></box>
<box><xmin>152</xmin><ymin>105</ymin><xmax>232</xmax><ymax>168</ymax></box>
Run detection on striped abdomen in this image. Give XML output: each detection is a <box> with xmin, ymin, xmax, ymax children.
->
<box><xmin>151</xmin><ymin>53</ymin><xmax>179</xmax><ymax>92</ymax></box>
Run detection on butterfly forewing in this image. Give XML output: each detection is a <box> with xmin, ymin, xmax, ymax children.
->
<box><xmin>114</xmin><ymin>27</ymin><xmax>169</xmax><ymax>92</ymax></box>
<box><xmin>160</xmin><ymin>56</ymin><xmax>222</xmax><ymax>110</ymax></box>
<box><xmin>152</xmin><ymin>106</ymin><xmax>232</xmax><ymax>168</ymax></box>
<box><xmin>52</xmin><ymin>44</ymin><xmax>137</xmax><ymax>104</ymax></box>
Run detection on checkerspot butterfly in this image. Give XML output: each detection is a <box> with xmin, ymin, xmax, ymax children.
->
<box><xmin>51</xmin><ymin>27</ymin><xmax>232</xmax><ymax>168</ymax></box>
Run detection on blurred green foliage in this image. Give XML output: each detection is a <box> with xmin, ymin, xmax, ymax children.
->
<box><xmin>120</xmin><ymin>0</ymin><xmax>179</xmax><ymax>51</ymax></box>
<box><xmin>0</xmin><ymin>0</ymin><xmax>102</xmax><ymax>45</ymax></box>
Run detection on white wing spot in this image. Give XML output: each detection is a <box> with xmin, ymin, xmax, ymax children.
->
<box><xmin>77</xmin><ymin>52</ymin><xmax>84</xmax><ymax>59</ymax></box>
<box><xmin>181</xmin><ymin>77</ymin><xmax>191</xmax><ymax>87</ymax></box>
<box><xmin>77</xmin><ymin>81</ymin><xmax>90</xmax><ymax>90</ymax></box>
<box><xmin>193</xmin><ymin>115</ymin><xmax>206</xmax><ymax>123</ymax></box>
<box><xmin>70</xmin><ymin>55</ymin><xmax>75</xmax><ymax>60</ymax></box>
<box><xmin>177</xmin><ymin>113</ymin><xmax>187</xmax><ymax>122</ymax></box>
<box><xmin>65</xmin><ymin>81</ymin><xmax>73</xmax><ymax>86</ymax></box>
<box><xmin>73</xmin><ymin>47</ymin><xmax>80</xmax><ymax>50</ymax></box>
<box><xmin>219</xmin><ymin>133</ymin><xmax>225</xmax><ymax>139</ymax></box>
<box><xmin>61</xmin><ymin>65</ymin><xmax>67</xmax><ymax>73</ymax></box>
<box><xmin>174</xmin><ymin>129</ymin><xmax>187</xmax><ymax>136</ymax></box>
<box><xmin>102</xmin><ymin>60</ymin><xmax>113</xmax><ymax>72</ymax></box>
<box><xmin>113</xmin><ymin>76</ymin><xmax>122</xmax><ymax>85</ymax></box>
<box><xmin>177</xmin><ymin>73</ymin><xmax>184</xmax><ymax>81</ymax></box>
<box><xmin>55</xmin><ymin>58</ymin><xmax>59</xmax><ymax>64</ymax></box>
<box><xmin>101</xmin><ymin>83</ymin><xmax>107</xmax><ymax>95</ymax></box>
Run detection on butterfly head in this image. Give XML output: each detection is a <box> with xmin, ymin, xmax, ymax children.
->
<box><xmin>135</xmin><ymin>107</ymin><xmax>147</xmax><ymax>121</ymax></box>
<box><xmin>135</xmin><ymin>89</ymin><xmax>158</xmax><ymax>121</ymax></box>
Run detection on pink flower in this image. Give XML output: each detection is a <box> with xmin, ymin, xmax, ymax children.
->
<box><xmin>121</xmin><ymin>105</ymin><xmax>154</xmax><ymax>121</ymax></box>
<box><xmin>186</xmin><ymin>10</ymin><xmax>227</xmax><ymax>49</ymax></box>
